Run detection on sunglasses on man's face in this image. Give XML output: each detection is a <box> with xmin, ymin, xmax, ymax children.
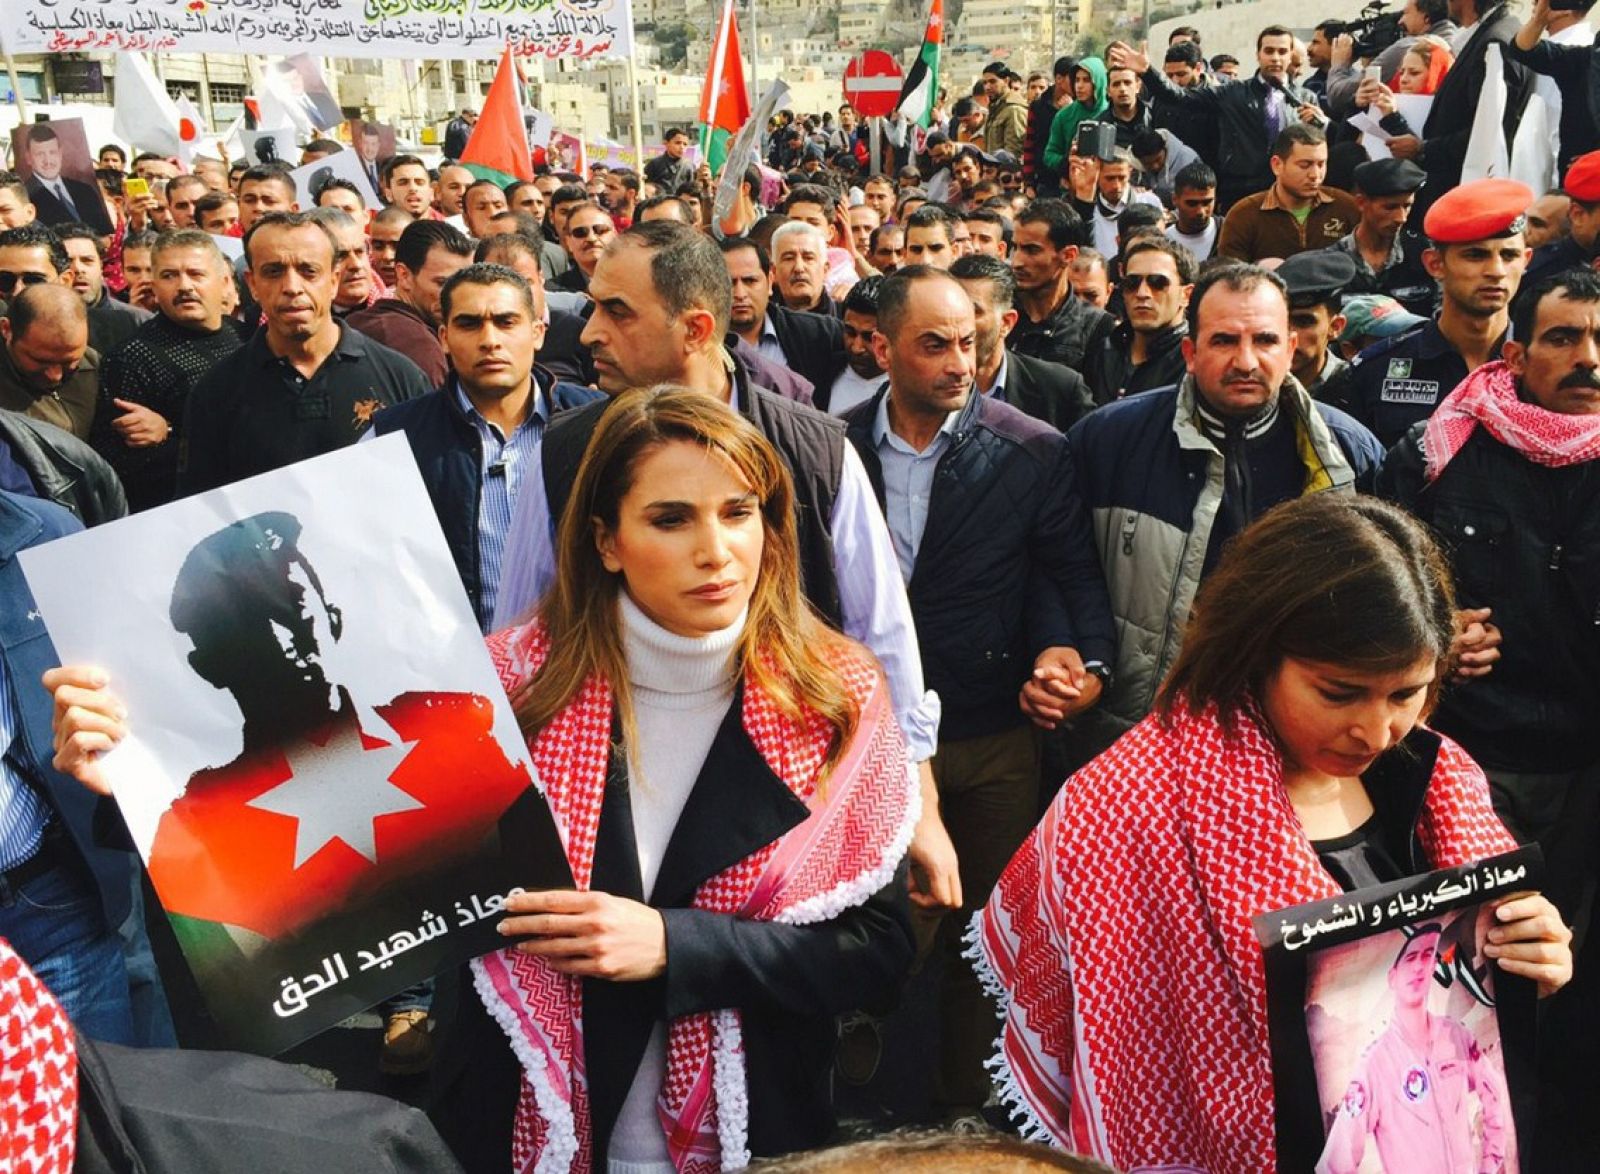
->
<box><xmin>999</xmin><ymin>172</ymin><xmax>1022</xmax><ymax>187</ymax></box>
<box><xmin>568</xmin><ymin>225</ymin><xmax>611</xmax><ymax>241</ymax></box>
<box><xmin>0</xmin><ymin>271</ymin><xmax>52</xmax><ymax>296</ymax></box>
<box><xmin>1121</xmin><ymin>272</ymin><xmax>1174</xmax><ymax>293</ymax></box>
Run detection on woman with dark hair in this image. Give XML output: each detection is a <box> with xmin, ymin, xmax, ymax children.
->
<box><xmin>969</xmin><ymin>493</ymin><xmax>1571</xmax><ymax>1173</ymax></box>
<box><xmin>49</xmin><ymin>387</ymin><xmax>917</xmax><ymax>1173</ymax></box>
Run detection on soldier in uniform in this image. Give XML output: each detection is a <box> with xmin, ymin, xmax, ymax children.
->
<box><xmin>1316</xmin><ymin>924</ymin><xmax>1510</xmax><ymax>1174</ymax></box>
<box><xmin>1321</xmin><ymin>179</ymin><xmax>1533</xmax><ymax>449</ymax></box>
<box><xmin>1327</xmin><ymin>158</ymin><xmax>1437</xmax><ymax>318</ymax></box>
<box><xmin>1278</xmin><ymin>250</ymin><xmax>1358</xmax><ymax>397</ymax></box>
<box><xmin>1524</xmin><ymin>150</ymin><xmax>1600</xmax><ymax>288</ymax></box>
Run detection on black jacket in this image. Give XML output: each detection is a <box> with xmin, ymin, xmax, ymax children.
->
<box><xmin>1504</xmin><ymin>36</ymin><xmax>1600</xmax><ymax>174</ymax></box>
<box><xmin>539</xmin><ymin>309</ymin><xmax>595</xmax><ymax>387</ymax></box>
<box><xmin>0</xmin><ymin>410</ymin><xmax>127</xmax><ymax>526</ymax></box>
<box><xmin>1140</xmin><ymin>70</ymin><xmax>1317</xmax><ymax>206</ymax></box>
<box><xmin>997</xmin><ymin>350</ymin><xmax>1097</xmax><ymax>432</ymax></box>
<box><xmin>1010</xmin><ymin>289</ymin><xmax>1116</xmax><ymax>378</ymax></box>
<box><xmin>1084</xmin><ymin>321</ymin><xmax>1189</xmax><ymax>406</ymax></box>
<box><xmin>766</xmin><ymin>304</ymin><xmax>844</xmax><ymax>400</ymax></box>
<box><xmin>1378</xmin><ymin>423</ymin><xmax>1600</xmax><ymax>773</ymax></box>
<box><xmin>369</xmin><ymin>370</ymin><xmax>604</xmax><ymax>626</ymax></box>
<box><xmin>1417</xmin><ymin>5</ymin><xmax>1532</xmax><ymax>220</ymax></box>
<box><xmin>427</xmin><ymin>690</ymin><xmax>914</xmax><ymax>1172</ymax></box>
<box><xmin>844</xmin><ymin>387</ymin><xmax>1115</xmax><ymax>740</ymax></box>
<box><xmin>542</xmin><ymin>361</ymin><xmax>845</xmax><ymax>625</ymax></box>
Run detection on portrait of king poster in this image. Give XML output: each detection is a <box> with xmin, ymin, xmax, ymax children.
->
<box><xmin>21</xmin><ymin>438</ymin><xmax>569</xmax><ymax>1053</ymax></box>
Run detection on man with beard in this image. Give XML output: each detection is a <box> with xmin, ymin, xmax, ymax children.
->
<box><xmin>0</xmin><ymin>282</ymin><xmax>99</xmax><ymax>440</ymax></box>
<box><xmin>1066</xmin><ymin>263</ymin><xmax>1382</xmax><ymax>756</ymax></box>
<box><xmin>1083</xmin><ymin>237</ymin><xmax>1194</xmax><ymax>403</ymax></box>
<box><xmin>822</xmin><ymin>275</ymin><xmax>889</xmax><ymax>416</ymax></box>
<box><xmin>1008</xmin><ymin>200</ymin><xmax>1115</xmax><ymax>383</ymax></box>
<box><xmin>55</xmin><ymin>222</ymin><xmax>151</xmax><ymax>356</ymax></box>
<box><xmin>1378</xmin><ymin>267</ymin><xmax>1600</xmax><ymax>1167</ymax></box>
<box><xmin>1218</xmin><ymin>124</ymin><xmax>1360</xmax><ymax>264</ymax></box>
<box><xmin>1323</xmin><ymin>180</ymin><xmax>1531</xmax><ymax>448</ymax></box>
<box><xmin>179</xmin><ymin>212</ymin><xmax>430</xmax><ymax>494</ymax></box>
<box><xmin>1166</xmin><ymin>162</ymin><xmax>1219</xmax><ymax>262</ymax></box>
<box><xmin>721</xmin><ymin>236</ymin><xmax>843</xmax><ymax>398</ymax></box>
<box><xmin>1086</xmin><ymin>149</ymin><xmax>1164</xmax><ymax>261</ymax></box>
<box><xmin>93</xmin><ymin>231</ymin><xmax>243</xmax><ymax>511</ymax></box>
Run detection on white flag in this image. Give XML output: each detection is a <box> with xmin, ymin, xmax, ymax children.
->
<box><xmin>112</xmin><ymin>53</ymin><xmax>185</xmax><ymax>158</ymax></box>
<box><xmin>1461</xmin><ymin>44</ymin><xmax>1509</xmax><ymax>183</ymax></box>
<box><xmin>174</xmin><ymin>94</ymin><xmax>206</xmax><ymax>166</ymax></box>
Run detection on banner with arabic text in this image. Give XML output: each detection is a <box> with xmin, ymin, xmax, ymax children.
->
<box><xmin>15</xmin><ymin>0</ymin><xmax>634</xmax><ymax>62</ymax></box>
<box><xmin>20</xmin><ymin>438</ymin><xmax>571</xmax><ymax>1054</ymax></box>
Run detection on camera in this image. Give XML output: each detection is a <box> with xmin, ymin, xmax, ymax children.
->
<box><xmin>1345</xmin><ymin>0</ymin><xmax>1405</xmax><ymax>62</ymax></box>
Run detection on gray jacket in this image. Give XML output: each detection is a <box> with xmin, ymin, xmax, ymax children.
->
<box><xmin>1067</xmin><ymin>374</ymin><xmax>1374</xmax><ymax>750</ymax></box>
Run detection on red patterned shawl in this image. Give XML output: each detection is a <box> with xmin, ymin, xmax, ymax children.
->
<box><xmin>968</xmin><ymin>702</ymin><xmax>1515</xmax><ymax>1173</ymax></box>
<box><xmin>0</xmin><ymin>938</ymin><xmax>77</xmax><ymax>1174</ymax></box>
<box><xmin>1422</xmin><ymin>360</ymin><xmax>1600</xmax><ymax>481</ymax></box>
<box><xmin>474</xmin><ymin>619</ymin><xmax>918</xmax><ymax>1174</ymax></box>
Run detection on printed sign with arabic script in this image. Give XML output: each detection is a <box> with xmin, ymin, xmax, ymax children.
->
<box><xmin>19</xmin><ymin>438</ymin><xmax>572</xmax><ymax>1054</ymax></box>
<box><xmin>14</xmin><ymin>0</ymin><xmax>634</xmax><ymax>61</ymax></box>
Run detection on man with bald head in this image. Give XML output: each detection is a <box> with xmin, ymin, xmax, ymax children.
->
<box><xmin>0</xmin><ymin>283</ymin><xmax>100</xmax><ymax>437</ymax></box>
<box><xmin>838</xmin><ymin>264</ymin><xmax>1114</xmax><ymax>1128</ymax></box>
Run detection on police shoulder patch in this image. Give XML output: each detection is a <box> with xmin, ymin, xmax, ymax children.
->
<box><xmin>1387</xmin><ymin>358</ymin><xmax>1413</xmax><ymax>380</ymax></box>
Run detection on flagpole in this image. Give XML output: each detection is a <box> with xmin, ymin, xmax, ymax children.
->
<box><xmin>749</xmin><ymin>0</ymin><xmax>758</xmax><ymax>107</ymax></box>
<box><xmin>0</xmin><ymin>27</ymin><xmax>27</xmax><ymax>124</ymax></box>
<box><xmin>626</xmin><ymin>0</ymin><xmax>645</xmax><ymax>174</ymax></box>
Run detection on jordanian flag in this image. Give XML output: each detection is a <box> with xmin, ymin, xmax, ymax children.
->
<box><xmin>698</xmin><ymin>0</ymin><xmax>750</xmax><ymax>175</ymax></box>
<box><xmin>895</xmin><ymin>0</ymin><xmax>944</xmax><ymax>128</ymax></box>
<box><xmin>460</xmin><ymin>43</ymin><xmax>534</xmax><ymax>186</ymax></box>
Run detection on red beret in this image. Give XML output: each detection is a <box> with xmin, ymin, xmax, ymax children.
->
<box><xmin>1423</xmin><ymin>178</ymin><xmax>1534</xmax><ymax>244</ymax></box>
<box><xmin>1564</xmin><ymin>151</ymin><xmax>1600</xmax><ymax>203</ymax></box>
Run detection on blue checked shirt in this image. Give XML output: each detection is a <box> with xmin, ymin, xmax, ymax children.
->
<box><xmin>454</xmin><ymin>383</ymin><xmax>547</xmax><ymax>633</ymax></box>
<box><xmin>0</xmin><ymin>654</ymin><xmax>49</xmax><ymax>872</ymax></box>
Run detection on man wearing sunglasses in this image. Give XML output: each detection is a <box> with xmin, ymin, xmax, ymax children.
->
<box><xmin>550</xmin><ymin>202</ymin><xmax>614</xmax><ymax>294</ymax></box>
<box><xmin>1083</xmin><ymin>237</ymin><xmax>1195</xmax><ymax>403</ymax></box>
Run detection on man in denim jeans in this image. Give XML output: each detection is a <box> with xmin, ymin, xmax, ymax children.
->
<box><xmin>0</xmin><ymin>487</ymin><xmax>152</xmax><ymax>1042</ymax></box>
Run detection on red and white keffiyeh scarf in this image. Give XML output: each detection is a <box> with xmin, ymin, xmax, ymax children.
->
<box><xmin>0</xmin><ymin>938</ymin><xmax>77</xmax><ymax>1174</ymax></box>
<box><xmin>1422</xmin><ymin>359</ymin><xmax>1600</xmax><ymax>481</ymax></box>
<box><xmin>474</xmin><ymin>620</ymin><xmax>918</xmax><ymax>1174</ymax></box>
<box><xmin>968</xmin><ymin>701</ymin><xmax>1515</xmax><ymax>1173</ymax></box>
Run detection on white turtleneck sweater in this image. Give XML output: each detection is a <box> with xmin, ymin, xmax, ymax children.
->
<box><xmin>608</xmin><ymin>592</ymin><xmax>743</xmax><ymax>1174</ymax></box>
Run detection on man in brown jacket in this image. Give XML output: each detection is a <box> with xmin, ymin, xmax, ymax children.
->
<box><xmin>981</xmin><ymin>63</ymin><xmax>1030</xmax><ymax>159</ymax></box>
<box><xmin>1217</xmin><ymin>123</ymin><xmax>1358</xmax><ymax>264</ymax></box>
<box><xmin>347</xmin><ymin>220</ymin><xmax>474</xmax><ymax>389</ymax></box>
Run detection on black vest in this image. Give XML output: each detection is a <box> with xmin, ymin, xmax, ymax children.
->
<box><xmin>541</xmin><ymin>378</ymin><xmax>846</xmax><ymax>627</ymax></box>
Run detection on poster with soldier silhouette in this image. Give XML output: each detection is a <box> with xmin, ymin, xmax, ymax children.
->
<box><xmin>20</xmin><ymin>437</ymin><xmax>570</xmax><ymax>1055</ymax></box>
<box><xmin>1254</xmin><ymin>848</ymin><xmax>1542</xmax><ymax>1173</ymax></box>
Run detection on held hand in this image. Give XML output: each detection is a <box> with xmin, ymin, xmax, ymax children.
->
<box><xmin>43</xmin><ymin>666</ymin><xmax>126</xmax><ymax>796</ymax></box>
<box><xmin>1452</xmin><ymin>607</ymin><xmax>1503</xmax><ymax>680</ymax></box>
<box><xmin>1485</xmin><ymin>893</ymin><xmax>1573</xmax><ymax>998</ymax></box>
<box><xmin>1297</xmin><ymin>103</ymin><xmax>1326</xmax><ymax>125</ymax></box>
<box><xmin>1019</xmin><ymin>646</ymin><xmax>1103</xmax><ymax>729</ymax></box>
<box><xmin>499</xmin><ymin>889</ymin><xmax>667</xmax><ymax>981</ymax></box>
<box><xmin>111</xmin><ymin>399</ymin><xmax>171</xmax><ymax>448</ymax></box>
<box><xmin>1331</xmin><ymin>33</ymin><xmax>1356</xmax><ymax>69</ymax></box>
<box><xmin>907</xmin><ymin>761</ymin><xmax>962</xmax><ymax>910</ymax></box>
<box><xmin>1389</xmin><ymin>134</ymin><xmax>1422</xmax><ymax>160</ymax></box>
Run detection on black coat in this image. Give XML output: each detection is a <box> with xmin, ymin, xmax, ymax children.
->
<box><xmin>1009</xmin><ymin>288</ymin><xmax>1116</xmax><ymax>376</ymax></box>
<box><xmin>0</xmin><ymin>410</ymin><xmax>127</xmax><ymax>525</ymax></box>
<box><xmin>1083</xmin><ymin>322</ymin><xmax>1190</xmax><ymax>406</ymax></box>
<box><xmin>766</xmin><ymin>304</ymin><xmax>844</xmax><ymax>402</ymax></box>
<box><xmin>539</xmin><ymin>308</ymin><xmax>595</xmax><ymax>387</ymax></box>
<box><xmin>1140</xmin><ymin>70</ymin><xmax>1317</xmax><ymax>207</ymax></box>
<box><xmin>1417</xmin><ymin>5</ymin><xmax>1533</xmax><ymax>220</ymax></box>
<box><xmin>1378</xmin><ymin>423</ymin><xmax>1600</xmax><ymax>773</ymax></box>
<box><xmin>427</xmin><ymin>693</ymin><xmax>914</xmax><ymax>1172</ymax></box>
<box><xmin>843</xmin><ymin>386</ymin><xmax>1115</xmax><ymax>740</ymax></box>
<box><xmin>999</xmin><ymin>350</ymin><xmax>1097</xmax><ymax>432</ymax></box>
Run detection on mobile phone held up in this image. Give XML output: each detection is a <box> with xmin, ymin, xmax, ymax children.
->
<box><xmin>1076</xmin><ymin>121</ymin><xmax>1119</xmax><ymax>164</ymax></box>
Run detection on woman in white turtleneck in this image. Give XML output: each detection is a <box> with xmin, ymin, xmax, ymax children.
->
<box><xmin>482</xmin><ymin>388</ymin><xmax>918</xmax><ymax>1172</ymax></box>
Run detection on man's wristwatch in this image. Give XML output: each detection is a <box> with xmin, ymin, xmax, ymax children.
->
<box><xmin>1083</xmin><ymin>660</ymin><xmax>1113</xmax><ymax>689</ymax></box>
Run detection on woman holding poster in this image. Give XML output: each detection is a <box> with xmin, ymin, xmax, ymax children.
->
<box><xmin>50</xmin><ymin>387</ymin><xmax>918</xmax><ymax>1173</ymax></box>
<box><xmin>969</xmin><ymin>494</ymin><xmax>1571</xmax><ymax>1173</ymax></box>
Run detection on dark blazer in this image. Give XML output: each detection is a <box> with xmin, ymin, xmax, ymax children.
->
<box><xmin>999</xmin><ymin>350</ymin><xmax>1097</xmax><ymax>432</ymax></box>
<box><xmin>539</xmin><ymin>308</ymin><xmax>595</xmax><ymax>388</ymax></box>
<box><xmin>766</xmin><ymin>304</ymin><xmax>844</xmax><ymax>401</ymax></box>
<box><xmin>427</xmin><ymin>690</ymin><xmax>914</xmax><ymax>1172</ymax></box>
<box><xmin>0</xmin><ymin>490</ymin><xmax>133</xmax><ymax>930</ymax></box>
<box><xmin>26</xmin><ymin>174</ymin><xmax>113</xmax><ymax>234</ymax></box>
<box><xmin>1417</xmin><ymin>5</ymin><xmax>1532</xmax><ymax>220</ymax></box>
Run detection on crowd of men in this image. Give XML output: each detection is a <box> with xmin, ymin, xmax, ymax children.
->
<box><xmin>2</xmin><ymin>4</ymin><xmax>1599</xmax><ymax>1165</ymax></box>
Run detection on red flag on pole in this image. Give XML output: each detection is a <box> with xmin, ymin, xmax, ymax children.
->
<box><xmin>460</xmin><ymin>43</ymin><xmax>534</xmax><ymax>186</ymax></box>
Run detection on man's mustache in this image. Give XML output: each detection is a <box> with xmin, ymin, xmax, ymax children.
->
<box><xmin>1558</xmin><ymin>368</ymin><xmax>1600</xmax><ymax>390</ymax></box>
